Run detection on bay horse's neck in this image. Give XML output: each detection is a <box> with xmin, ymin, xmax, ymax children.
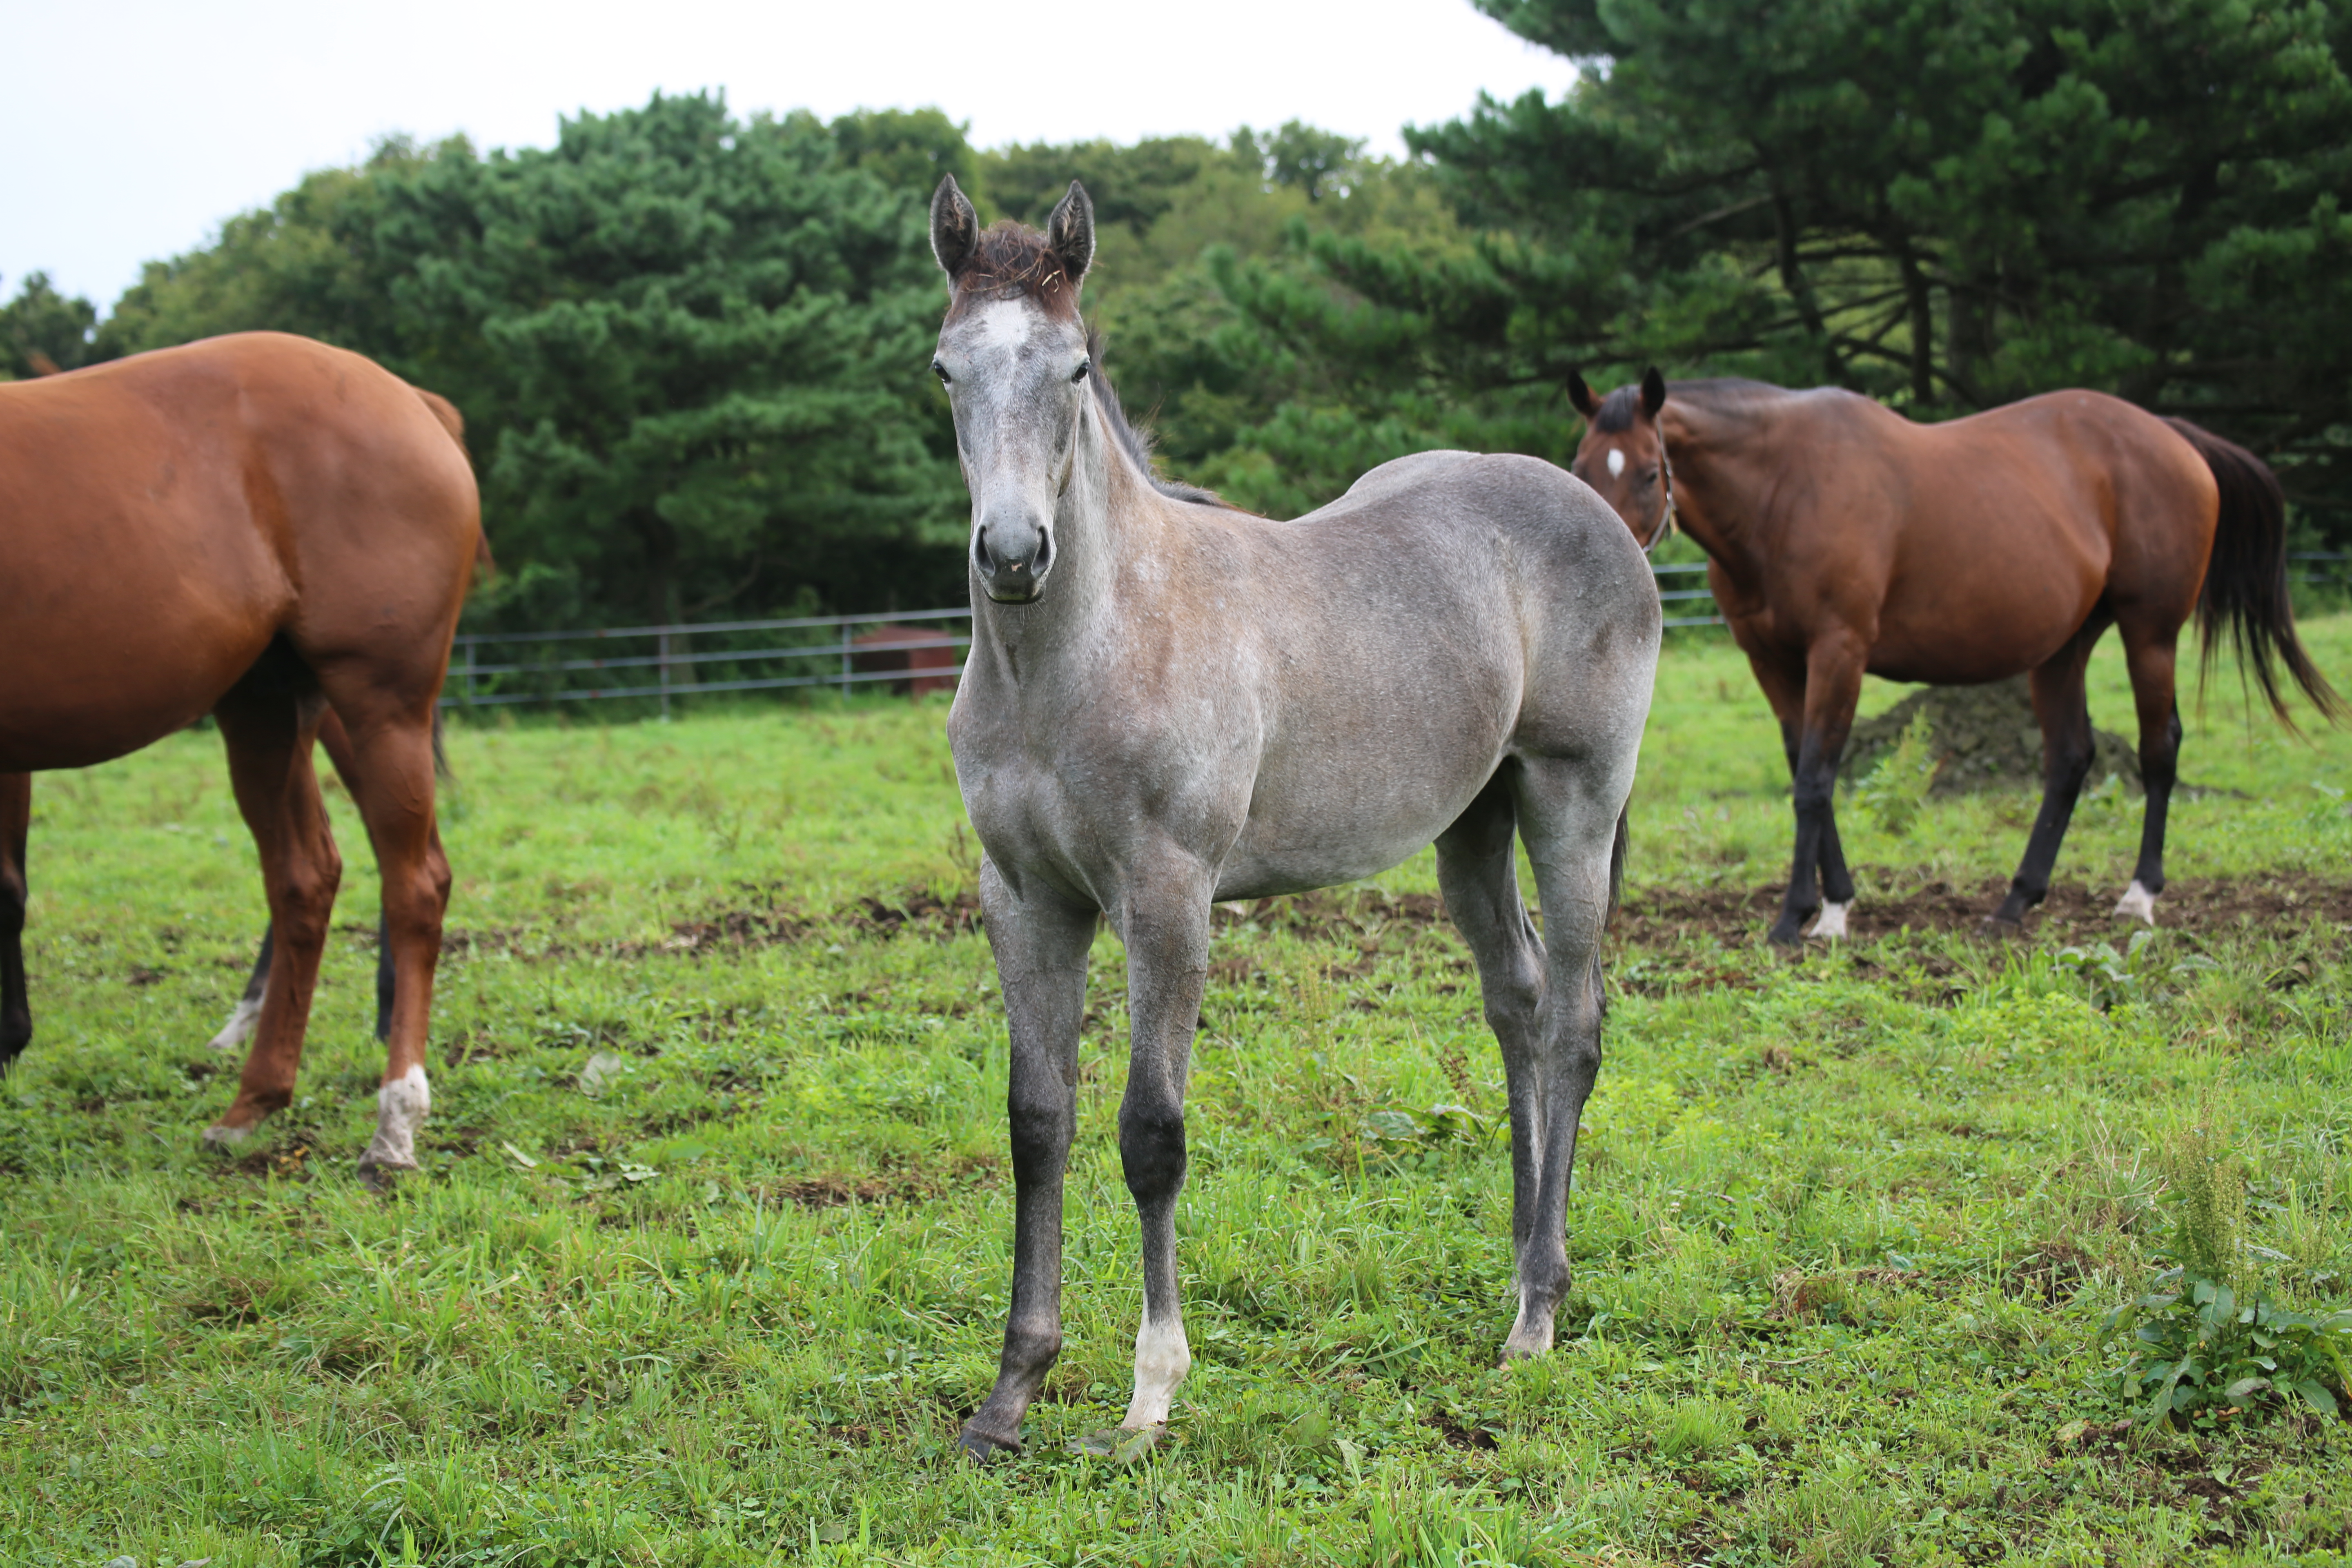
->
<box><xmin>1659</xmin><ymin>396</ymin><xmax>1783</xmax><ymax>588</ymax></box>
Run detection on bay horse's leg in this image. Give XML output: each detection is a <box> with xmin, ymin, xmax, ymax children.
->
<box><xmin>206</xmin><ymin>927</ymin><xmax>273</xmax><ymax>1053</ymax></box>
<box><xmin>206</xmin><ymin>677</ymin><xmax>341</xmax><ymax>1146</ymax></box>
<box><xmin>1433</xmin><ymin>771</ymin><xmax>1552</xmax><ymax>1350</ymax></box>
<box><xmin>958</xmin><ymin>858</ymin><xmax>1094</xmax><ymax>1459</ymax></box>
<box><xmin>321</xmin><ymin>699</ymin><xmax>451</xmax><ymax>1177</ymax></box>
<box><xmin>1494</xmin><ymin>757</ymin><xmax>1622</xmax><ymax>1356</ymax></box>
<box><xmin>1747</xmin><ymin>653</ymin><xmax>1859</xmax><ymax>938</ymax></box>
<box><xmin>1110</xmin><ymin>860</ymin><xmax>1212</xmax><ymax>1436</ymax></box>
<box><xmin>2114</xmin><ymin>628</ymin><xmax>2184</xmax><ymax>924</ymax></box>
<box><xmin>1989</xmin><ymin>615</ymin><xmax>2112</xmax><ymax>929</ymax></box>
<box><xmin>1</xmin><ymin>774</ymin><xmax>31</xmax><ymax>1072</ymax></box>
<box><xmin>1770</xmin><ymin>639</ymin><xmax>1868</xmax><ymax>947</ymax></box>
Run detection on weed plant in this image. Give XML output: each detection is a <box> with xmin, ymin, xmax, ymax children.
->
<box><xmin>0</xmin><ymin>622</ymin><xmax>2347</xmax><ymax>1564</ymax></box>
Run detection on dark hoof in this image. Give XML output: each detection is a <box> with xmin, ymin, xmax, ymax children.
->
<box><xmin>955</xmin><ymin>1425</ymin><xmax>1021</xmax><ymax>1463</ymax></box>
<box><xmin>1978</xmin><ymin>914</ymin><xmax>2025</xmax><ymax>940</ymax></box>
<box><xmin>1766</xmin><ymin>920</ymin><xmax>1806</xmax><ymax>949</ymax></box>
<box><xmin>355</xmin><ymin>1159</ymin><xmax>412</xmax><ymax>1192</ymax></box>
<box><xmin>1071</xmin><ymin>1425</ymin><xmax>1161</xmax><ymax>1463</ymax></box>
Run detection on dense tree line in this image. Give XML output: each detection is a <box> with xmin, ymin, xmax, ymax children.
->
<box><xmin>7</xmin><ymin>1</ymin><xmax>2348</xmax><ymax>634</ymax></box>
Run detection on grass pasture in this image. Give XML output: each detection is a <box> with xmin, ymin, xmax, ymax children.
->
<box><xmin>3</xmin><ymin>621</ymin><xmax>2351</xmax><ymax>1566</ymax></box>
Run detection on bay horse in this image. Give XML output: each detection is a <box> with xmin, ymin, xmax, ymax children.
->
<box><xmin>1567</xmin><ymin>371</ymin><xmax>2343</xmax><ymax>945</ymax></box>
<box><xmin>929</xmin><ymin>178</ymin><xmax>1660</xmax><ymax>1459</ymax></box>
<box><xmin>0</xmin><ymin>332</ymin><xmax>481</xmax><ymax>1175</ymax></box>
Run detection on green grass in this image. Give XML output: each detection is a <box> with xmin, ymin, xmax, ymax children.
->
<box><xmin>3</xmin><ymin>620</ymin><xmax>2350</xmax><ymax>1566</ymax></box>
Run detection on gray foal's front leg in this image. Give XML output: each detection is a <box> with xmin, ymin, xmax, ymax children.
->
<box><xmin>1110</xmin><ymin>866</ymin><xmax>1213</xmax><ymax>1434</ymax></box>
<box><xmin>959</xmin><ymin>859</ymin><xmax>1095</xmax><ymax>1459</ymax></box>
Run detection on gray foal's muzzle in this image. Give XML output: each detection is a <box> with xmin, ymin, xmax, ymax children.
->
<box><xmin>976</xmin><ymin>509</ymin><xmax>1054</xmax><ymax>603</ymax></box>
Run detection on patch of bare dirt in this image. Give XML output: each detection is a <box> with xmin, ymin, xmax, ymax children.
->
<box><xmin>1613</xmin><ymin>872</ymin><xmax>2352</xmax><ymax>947</ymax></box>
<box><xmin>1845</xmin><ymin>675</ymin><xmax>2148</xmax><ymax>795</ymax></box>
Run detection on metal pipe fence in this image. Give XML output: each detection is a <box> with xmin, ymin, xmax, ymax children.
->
<box><xmin>440</xmin><ymin>554</ymin><xmax>2350</xmax><ymax>710</ymax></box>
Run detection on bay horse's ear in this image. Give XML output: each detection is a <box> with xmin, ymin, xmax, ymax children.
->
<box><xmin>1568</xmin><ymin>370</ymin><xmax>1599</xmax><ymax>420</ymax></box>
<box><xmin>931</xmin><ymin>175</ymin><xmax>980</xmax><ymax>281</ymax></box>
<box><xmin>1047</xmin><ymin>180</ymin><xmax>1096</xmax><ymax>287</ymax></box>
<box><xmin>1640</xmin><ymin>367</ymin><xmax>1668</xmax><ymax>420</ymax></box>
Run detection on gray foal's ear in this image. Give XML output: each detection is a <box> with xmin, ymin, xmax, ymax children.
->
<box><xmin>931</xmin><ymin>175</ymin><xmax>980</xmax><ymax>280</ymax></box>
<box><xmin>1640</xmin><ymin>367</ymin><xmax>1668</xmax><ymax>420</ymax></box>
<box><xmin>1046</xmin><ymin>180</ymin><xmax>1095</xmax><ymax>287</ymax></box>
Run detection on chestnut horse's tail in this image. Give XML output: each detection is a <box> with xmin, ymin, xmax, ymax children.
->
<box><xmin>410</xmin><ymin>383</ymin><xmax>497</xmax><ymax>588</ymax></box>
<box><xmin>2163</xmin><ymin>416</ymin><xmax>2346</xmax><ymax>728</ymax></box>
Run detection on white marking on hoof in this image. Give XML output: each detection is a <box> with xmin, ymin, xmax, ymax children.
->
<box><xmin>1808</xmin><ymin>901</ymin><xmax>1850</xmax><ymax>941</ymax></box>
<box><xmin>1120</xmin><ymin>1313</ymin><xmax>1191</xmax><ymax>1430</ymax></box>
<box><xmin>207</xmin><ymin>994</ymin><xmax>262</xmax><ymax>1053</ymax></box>
<box><xmin>2113</xmin><ymin>880</ymin><xmax>2157</xmax><ymax>925</ymax></box>
<box><xmin>359</xmin><ymin>1064</ymin><xmax>431</xmax><ymax>1171</ymax></box>
<box><xmin>200</xmin><ymin>1121</ymin><xmax>252</xmax><ymax>1151</ymax></box>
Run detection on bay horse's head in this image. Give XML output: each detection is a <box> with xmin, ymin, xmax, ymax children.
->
<box><xmin>929</xmin><ymin>175</ymin><xmax>1096</xmax><ymax>604</ymax></box>
<box><xmin>1568</xmin><ymin>368</ymin><xmax>1675</xmax><ymax>552</ymax></box>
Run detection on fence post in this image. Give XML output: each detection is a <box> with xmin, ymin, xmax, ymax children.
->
<box><xmin>659</xmin><ymin>629</ymin><xmax>673</xmax><ymax>721</ymax></box>
<box><xmin>841</xmin><ymin>625</ymin><xmax>852</xmax><ymax>699</ymax></box>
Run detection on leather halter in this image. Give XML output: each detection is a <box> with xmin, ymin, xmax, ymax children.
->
<box><xmin>1639</xmin><ymin>432</ymin><xmax>1679</xmax><ymax>555</ymax></box>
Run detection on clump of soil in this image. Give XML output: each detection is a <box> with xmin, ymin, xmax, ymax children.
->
<box><xmin>1843</xmin><ymin>676</ymin><xmax>2141</xmax><ymax>795</ymax></box>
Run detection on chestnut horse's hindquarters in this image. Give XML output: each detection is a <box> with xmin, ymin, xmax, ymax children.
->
<box><xmin>0</xmin><ymin>332</ymin><xmax>480</xmax><ymax>1171</ymax></box>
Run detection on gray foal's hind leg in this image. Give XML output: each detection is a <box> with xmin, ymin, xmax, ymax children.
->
<box><xmin>959</xmin><ymin>859</ymin><xmax>1096</xmax><ymax>1459</ymax></box>
<box><xmin>1496</xmin><ymin>757</ymin><xmax>1621</xmax><ymax>1356</ymax></box>
<box><xmin>1434</xmin><ymin>771</ymin><xmax>1548</xmax><ymax>1316</ymax></box>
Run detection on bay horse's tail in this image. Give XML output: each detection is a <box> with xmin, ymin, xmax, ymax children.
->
<box><xmin>2163</xmin><ymin>416</ymin><xmax>2346</xmax><ymax>729</ymax></box>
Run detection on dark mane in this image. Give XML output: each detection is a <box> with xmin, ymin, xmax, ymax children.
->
<box><xmin>1086</xmin><ymin>325</ymin><xmax>1236</xmax><ymax>510</ymax></box>
<box><xmin>1595</xmin><ymin>375</ymin><xmax>1783</xmax><ymax>430</ymax></box>
<box><xmin>947</xmin><ymin>223</ymin><xmax>1081</xmax><ymax>322</ymax></box>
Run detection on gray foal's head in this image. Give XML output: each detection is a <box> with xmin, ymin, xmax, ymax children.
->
<box><xmin>930</xmin><ymin>176</ymin><xmax>1097</xmax><ymax>605</ymax></box>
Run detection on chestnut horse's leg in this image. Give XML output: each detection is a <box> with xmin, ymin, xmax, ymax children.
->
<box><xmin>1989</xmin><ymin>614</ymin><xmax>2113</xmax><ymax>929</ymax></box>
<box><xmin>1771</xmin><ymin>637</ymin><xmax>1868</xmax><ymax>947</ymax></box>
<box><xmin>207</xmin><ymin>927</ymin><xmax>272</xmax><ymax>1053</ymax></box>
<box><xmin>958</xmin><ymin>857</ymin><xmax>1095</xmax><ymax>1459</ymax></box>
<box><xmin>323</xmin><ymin>698</ymin><xmax>451</xmax><ymax>1177</ymax></box>
<box><xmin>1</xmin><ymin>773</ymin><xmax>31</xmax><ymax>1072</ymax></box>
<box><xmin>2114</xmin><ymin>628</ymin><xmax>2184</xmax><ymax>923</ymax></box>
<box><xmin>206</xmin><ymin>675</ymin><xmax>342</xmax><ymax>1146</ymax></box>
<box><xmin>1746</xmin><ymin>653</ymin><xmax>1859</xmax><ymax>942</ymax></box>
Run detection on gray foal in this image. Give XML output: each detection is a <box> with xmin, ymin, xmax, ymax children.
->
<box><xmin>930</xmin><ymin>177</ymin><xmax>1661</xmax><ymax>1460</ymax></box>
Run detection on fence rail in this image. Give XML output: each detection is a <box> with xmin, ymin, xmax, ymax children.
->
<box><xmin>440</xmin><ymin>554</ymin><xmax>2352</xmax><ymax>710</ymax></box>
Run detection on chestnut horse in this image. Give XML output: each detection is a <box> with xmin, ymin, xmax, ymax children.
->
<box><xmin>1568</xmin><ymin>372</ymin><xmax>2342</xmax><ymax>945</ymax></box>
<box><xmin>0</xmin><ymin>332</ymin><xmax>480</xmax><ymax>1174</ymax></box>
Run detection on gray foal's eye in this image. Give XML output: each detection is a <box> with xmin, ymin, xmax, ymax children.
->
<box><xmin>1071</xmin><ymin>360</ymin><xmax>1091</xmax><ymax>383</ymax></box>
<box><xmin>933</xmin><ymin>361</ymin><xmax>952</xmax><ymax>385</ymax></box>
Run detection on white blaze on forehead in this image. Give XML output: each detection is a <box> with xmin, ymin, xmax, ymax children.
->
<box><xmin>1606</xmin><ymin>448</ymin><xmax>1626</xmax><ymax>479</ymax></box>
<box><xmin>972</xmin><ymin>298</ymin><xmax>1039</xmax><ymax>356</ymax></box>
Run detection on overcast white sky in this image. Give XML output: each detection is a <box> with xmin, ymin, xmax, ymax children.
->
<box><xmin>0</xmin><ymin>0</ymin><xmax>1577</xmax><ymax>310</ymax></box>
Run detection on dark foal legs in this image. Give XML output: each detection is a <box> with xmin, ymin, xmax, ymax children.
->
<box><xmin>959</xmin><ymin>858</ymin><xmax>1095</xmax><ymax>1459</ymax></box>
<box><xmin>1</xmin><ymin>774</ymin><xmax>30</xmax><ymax>1072</ymax></box>
<box><xmin>2114</xmin><ymin>629</ymin><xmax>2185</xmax><ymax>922</ymax></box>
<box><xmin>1770</xmin><ymin>638</ymin><xmax>1867</xmax><ymax>947</ymax></box>
<box><xmin>1989</xmin><ymin>617</ymin><xmax>2111</xmax><ymax>929</ymax></box>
